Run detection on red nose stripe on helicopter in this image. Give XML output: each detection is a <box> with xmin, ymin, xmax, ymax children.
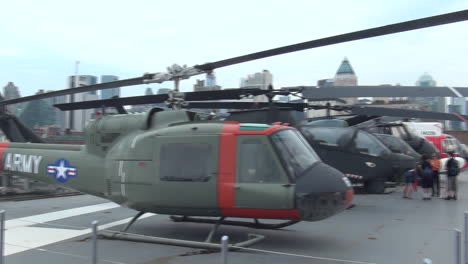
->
<box><xmin>218</xmin><ymin>123</ymin><xmax>239</xmax><ymax>209</ymax></box>
<box><xmin>0</xmin><ymin>142</ymin><xmax>10</xmax><ymax>171</ymax></box>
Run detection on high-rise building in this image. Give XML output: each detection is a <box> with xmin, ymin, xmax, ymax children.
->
<box><xmin>334</xmin><ymin>57</ymin><xmax>358</xmax><ymax>105</ymax></box>
<box><xmin>42</xmin><ymin>89</ymin><xmax>67</xmax><ymax>131</ymax></box>
<box><xmin>239</xmin><ymin>70</ymin><xmax>273</xmax><ymax>102</ymax></box>
<box><xmin>66</xmin><ymin>75</ymin><xmax>98</xmax><ymax>132</ymax></box>
<box><xmin>448</xmin><ymin>103</ymin><xmax>464</xmax><ymax>130</ymax></box>
<box><xmin>240</xmin><ymin>70</ymin><xmax>272</xmax><ymax>90</ymax></box>
<box><xmin>3</xmin><ymin>82</ymin><xmax>20</xmax><ymax>99</ymax></box>
<box><xmin>309</xmin><ymin>57</ymin><xmax>358</xmax><ymax>118</ymax></box>
<box><xmin>316</xmin><ymin>57</ymin><xmax>358</xmax><ymax>89</ymax></box>
<box><xmin>410</xmin><ymin>73</ymin><xmax>459</xmax><ymax>128</ymax></box>
<box><xmin>193</xmin><ymin>80</ymin><xmax>205</xmax><ymax>91</ymax></box>
<box><xmin>2</xmin><ymin>82</ymin><xmax>22</xmax><ymax>114</ymax></box>
<box><xmin>317</xmin><ymin>79</ymin><xmax>334</xmax><ymax>88</ymax></box>
<box><xmin>416</xmin><ymin>73</ymin><xmax>436</xmax><ymax>87</ymax></box>
<box><xmin>193</xmin><ymin>72</ymin><xmax>221</xmax><ymax>92</ymax></box>
<box><xmin>334</xmin><ymin>57</ymin><xmax>358</xmax><ymax>86</ymax></box>
<box><xmin>206</xmin><ymin>72</ymin><xmax>217</xmax><ymax>87</ymax></box>
<box><xmin>145</xmin><ymin>87</ymin><xmax>154</xmax><ymax>95</ymax></box>
<box><xmin>157</xmin><ymin>88</ymin><xmax>171</xmax><ymax>94</ymax></box>
<box><xmin>101</xmin><ymin>75</ymin><xmax>120</xmax><ymax>99</ymax></box>
<box><xmin>411</xmin><ymin>73</ymin><xmax>444</xmax><ymax>112</ymax></box>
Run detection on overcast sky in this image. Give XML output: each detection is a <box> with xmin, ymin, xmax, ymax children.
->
<box><xmin>1</xmin><ymin>0</ymin><xmax>468</xmax><ymax>98</ymax></box>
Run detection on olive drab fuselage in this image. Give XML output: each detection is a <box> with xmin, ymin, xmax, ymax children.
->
<box><xmin>0</xmin><ymin>109</ymin><xmax>352</xmax><ymax>222</ymax></box>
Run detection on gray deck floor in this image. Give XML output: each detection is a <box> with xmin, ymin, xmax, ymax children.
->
<box><xmin>4</xmin><ymin>172</ymin><xmax>468</xmax><ymax>264</ymax></box>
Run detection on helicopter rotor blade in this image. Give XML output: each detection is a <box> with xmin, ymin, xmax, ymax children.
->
<box><xmin>298</xmin><ymin>85</ymin><xmax>468</xmax><ymax>99</ymax></box>
<box><xmin>55</xmin><ymin>94</ymin><xmax>168</xmax><ymax>111</ymax></box>
<box><xmin>310</xmin><ymin>105</ymin><xmax>468</xmax><ymax>122</ymax></box>
<box><xmin>0</xmin><ymin>114</ymin><xmax>44</xmax><ymax>143</ymax></box>
<box><xmin>195</xmin><ymin>9</ymin><xmax>468</xmax><ymax>71</ymax></box>
<box><xmin>54</xmin><ymin>88</ymin><xmax>270</xmax><ymax>111</ymax></box>
<box><xmin>185</xmin><ymin>101</ymin><xmax>308</xmax><ymax>111</ymax></box>
<box><xmin>453</xmin><ymin>87</ymin><xmax>468</xmax><ymax>97</ymax></box>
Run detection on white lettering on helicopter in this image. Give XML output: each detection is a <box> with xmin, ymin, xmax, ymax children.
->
<box><xmin>3</xmin><ymin>153</ymin><xmax>42</xmax><ymax>174</ymax></box>
<box><xmin>421</xmin><ymin>131</ymin><xmax>437</xmax><ymax>136</ymax></box>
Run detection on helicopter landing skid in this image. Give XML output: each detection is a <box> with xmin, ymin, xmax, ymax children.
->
<box><xmin>99</xmin><ymin>214</ymin><xmax>265</xmax><ymax>250</ymax></box>
<box><xmin>100</xmin><ymin>230</ymin><xmax>265</xmax><ymax>250</ymax></box>
<box><xmin>170</xmin><ymin>215</ymin><xmax>300</xmax><ymax>230</ymax></box>
<box><xmin>121</xmin><ymin>211</ymin><xmax>145</xmax><ymax>232</ymax></box>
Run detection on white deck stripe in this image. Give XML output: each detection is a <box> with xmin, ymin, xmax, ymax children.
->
<box><xmin>5</xmin><ymin>203</ymin><xmax>155</xmax><ymax>256</ymax></box>
<box><xmin>6</xmin><ymin>202</ymin><xmax>119</xmax><ymax>230</ymax></box>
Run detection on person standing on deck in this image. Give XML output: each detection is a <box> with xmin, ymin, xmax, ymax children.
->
<box><xmin>417</xmin><ymin>154</ymin><xmax>433</xmax><ymax>200</ymax></box>
<box><xmin>403</xmin><ymin>169</ymin><xmax>416</xmax><ymax>199</ymax></box>
<box><xmin>445</xmin><ymin>151</ymin><xmax>460</xmax><ymax>200</ymax></box>
<box><xmin>430</xmin><ymin>154</ymin><xmax>441</xmax><ymax>197</ymax></box>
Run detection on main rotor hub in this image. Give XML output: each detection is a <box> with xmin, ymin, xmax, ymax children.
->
<box><xmin>165</xmin><ymin>90</ymin><xmax>188</xmax><ymax>110</ymax></box>
<box><xmin>143</xmin><ymin>64</ymin><xmax>204</xmax><ymax>85</ymax></box>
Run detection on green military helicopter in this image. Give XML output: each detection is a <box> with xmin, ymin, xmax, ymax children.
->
<box><xmin>0</xmin><ymin>9</ymin><xmax>467</xmax><ymax>244</ymax></box>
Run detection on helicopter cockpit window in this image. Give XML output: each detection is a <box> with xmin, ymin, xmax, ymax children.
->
<box><xmin>453</xmin><ymin>138</ymin><xmax>466</xmax><ymax>157</ymax></box>
<box><xmin>301</xmin><ymin>127</ymin><xmax>351</xmax><ymax>147</ymax></box>
<box><xmin>375</xmin><ymin>134</ymin><xmax>417</xmax><ymax>156</ymax></box>
<box><xmin>393</xmin><ymin>126</ymin><xmax>408</xmax><ymax>140</ymax></box>
<box><xmin>375</xmin><ymin>135</ymin><xmax>399</xmax><ymax>152</ymax></box>
<box><xmin>271</xmin><ymin>129</ymin><xmax>320</xmax><ymax>180</ymax></box>
<box><xmin>442</xmin><ymin>138</ymin><xmax>457</xmax><ymax>153</ymax></box>
<box><xmin>354</xmin><ymin>131</ymin><xmax>388</xmax><ymax>157</ymax></box>
<box><xmin>237</xmin><ymin>137</ymin><xmax>282</xmax><ymax>183</ymax></box>
<box><xmin>160</xmin><ymin>143</ymin><xmax>213</xmax><ymax>182</ymax></box>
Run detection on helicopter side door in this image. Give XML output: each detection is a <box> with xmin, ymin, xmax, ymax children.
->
<box><xmin>345</xmin><ymin>130</ymin><xmax>393</xmax><ymax>183</ymax></box>
<box><xmin>153</xmin><ymin>135</ymin><xmax>219</xmax><ymax>212</ymax></box>
<box><xmin>234</xmin><ymin>135</ymin><xmax>294</xmax><ymax>209</ymax></box>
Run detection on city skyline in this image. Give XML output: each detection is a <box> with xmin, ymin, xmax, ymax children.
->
<box><xmin>1</xmin><ymin>0</ymin><xmax>468</xmax><ymax>98</ymax></box>
<box><xmin>0</xmin><ymin>62</ymin><xmax>459</xmax><ymax>101</ymax></box>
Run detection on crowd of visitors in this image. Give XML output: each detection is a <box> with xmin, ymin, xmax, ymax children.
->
<box><xmin>403</xmin><ymin>152</ymin><xmax>459</xmax><ymax>200</ymax></box>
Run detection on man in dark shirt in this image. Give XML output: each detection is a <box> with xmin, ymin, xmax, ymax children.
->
<box><xmin>445</xmin><ymin>152</ymin><xmax>459</xmax><ymax>200</ymax></box>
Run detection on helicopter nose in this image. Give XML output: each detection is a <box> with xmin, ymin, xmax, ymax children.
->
<box><xmin>295</xmin><ymin>162</ymin><xmax>353</xmax><ymax>221</ymax></box>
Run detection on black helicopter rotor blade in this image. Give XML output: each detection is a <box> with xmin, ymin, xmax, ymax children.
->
<box><xmin>0</xmin><ymin>114</ymin><xmax>44</xmax><ymax>143</ymax></box>
<box><xmin>310</xmin><ymin>105</ymin><xmax>468</xmax><ymax>122</ymax></box>
<box><xmin>55</xmin><ymin>94</ymin><xmax>168</xmax><ymax>111</ymax></box>
<box><xmin>185</xmin><ymin>101</ymin><xmax>308</xmax><ymax>111</ymax></box>
<box><xmin>298</xmin><ymin>85</ymin><xmax>467</xmax><ymax>99</ymax></box>
<box><xmin>54</xmin><ymin>88</ymin><xmax>270</xmax><ymax>111</ymax></box>
<box><xmin>453</xmin><ymin>87</ymin><xmax>468</xmax><ymax>97</ymax></box>
<box><xmin>344</xmin><ymin>115</ymin><xmax>381</xmax><ymax>127</ymax></box>
<box><xmin>195</xmin><ymin>9</ymin><xmax>468</xmax><ymax>71</ymax></box>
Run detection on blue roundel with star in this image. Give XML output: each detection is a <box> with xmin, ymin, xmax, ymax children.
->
<box><xmin>46</xmin><ymin>158</ymin><xmax>78</xmax><ymax>183</ymax></box>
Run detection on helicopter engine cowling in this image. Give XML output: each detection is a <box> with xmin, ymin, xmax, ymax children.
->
<box><xmin>295</xmin><ymin>162</ymin><xmax>353</xmax><ymax>221</ymax></box>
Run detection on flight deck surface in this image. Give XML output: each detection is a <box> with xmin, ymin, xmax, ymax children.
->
<box><xmin>4</xmin><ymin>172</ymin><xmax>468</xmax><ymax>264</ymax></box>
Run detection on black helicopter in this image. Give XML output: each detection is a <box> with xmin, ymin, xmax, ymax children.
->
<box><xmin>355</xmin><ymin>118</ymin><xmax>442</xmax><ymax>158</ymax></box>
<box><xmin>299</xmin><ymin>125</ymin><xmax>417</xmax><ymax>193</ymax></box>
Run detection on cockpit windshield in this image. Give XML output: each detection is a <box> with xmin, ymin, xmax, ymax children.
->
<box><xmin>270</xmin><ymin>129</ymin><xmax>320</xmax><ymax>180</ymax></box>
<box><xmin>375</xmin><ymin>134</ymin><xmax>420</xmax><ymax>158</ymax></box>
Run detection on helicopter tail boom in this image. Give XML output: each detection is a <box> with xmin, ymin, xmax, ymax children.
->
<box><xmin>0</xmin><ymin>142</ymin><xmax>107</xmax><ymax>197</ymax></box>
